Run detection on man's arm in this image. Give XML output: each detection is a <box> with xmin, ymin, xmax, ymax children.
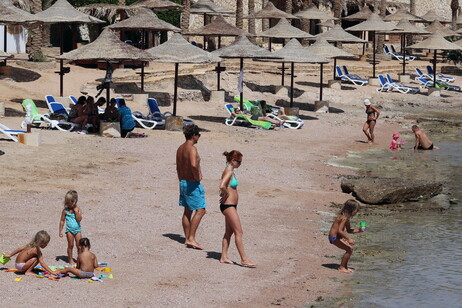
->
<box><xmin>414</xmin><ymin>133</ymin><xmax>420</xmax><ymax>149</ymax></box>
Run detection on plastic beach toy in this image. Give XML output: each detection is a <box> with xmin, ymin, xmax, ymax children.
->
<box><xmin>0</xmin><ymin>253</ymin><xmax>11</xmax><ymax>265</ymax></box>
<box><xmin>14</xmin><ymin>277</ymin><xmax>23</xmax><ymax>282</ymax></box>
<box><xmin>360</xmin><ymin>222</ymin><xmax>366</xmax><ymax>231</ymax></box>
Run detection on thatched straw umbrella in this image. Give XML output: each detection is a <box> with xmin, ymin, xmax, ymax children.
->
<box><xmin>408</xmin><ymin>33</ymin><xmax>461</xmax><ymax>88</ymax></box>
<box><xmin>35</xmin><ymin>0</ymin><xmax>105</xmax><ymax>97</ymax></box>
<box><xmin>0</xmin><ymin>0</ymin><xmax>39</xmax><ymax>53</ymax></box>
<box><xmin>383</xmin><ymin>9</ymin><xmax>425</xmax><ymax>22</ymax></box>
<box><xmin>212</xmin><ymin>35</ymin><xmax>281</xmax><ymax>110</ymax></box>
<box><xmin>379</xmin><ymin>19</ymin><xmax>429</xmax><ymax>75</ymax></box>
<box><xmin>294</xmin><ymin>4</ymin><xmax>338</xmax><ymax>21</ymax></box>
<box><xmin>424</xmin><ymin>20</ymin><xmax>460</xmax><ymax>37</ymax></box>
<box><xmin>57</xmin><ymin>28</ymin><xmax>155</xmax><ymax>102</ymax></box>
<box><xmin>346</xmin><ymin>13</ymin><xmax>398</xmax><ymax>78</ymax></box>
<box><xmin>184</xmin><ymin>15</ymin><xmax>249</xmax><ymax>91</ymax></box>
<box><xmin>256</xmin><ymin>18</ymin><xmax>313</xmax><ymax>86</ymax></box>
<box><xmin>306</xmin><ymin>38</ymin><xmax>354</xmax><ymax>100</ymax></box>
<box><xmin>244</xmin><ymin>2</ymin><xmax>297</xmax><ymax>20</ymax></box>
<box><xmin>270</xmin><ymin>39</ymin><xmax>328</xmax><ymax>107</ymax></box>
<box><xmin>314</xmin><ymin>24</ymin><xmax>366</xmax><ymax>78</ymax></box>
<box><xmin>130</xmin><ymin>0</ymin><xmax>182</xmax><ymax>11</ymax></box>
<box><xmin>420</xmin><ymin>10</ymin><xmax>451</xmax><ymax>24</ymax></box>
<box><xmin>148</xmin><ymin>33</ymin><xmax>221</xmax><ymax>116</ymax></box>
<box><xmin>190</xmin><ymin>0</ymin><xmax>233</xmax><ymax>16</ymax></box>
<box><xmin>342</xmin><ymin>5</ymin><xmax>373</xmax><ymax>21</ymax></box>
<box><xmin>317</xmin><ymin>19</ymin><xmax>335</xmax><ymax>28</ymax></box>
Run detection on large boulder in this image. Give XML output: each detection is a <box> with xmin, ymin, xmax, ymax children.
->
<box><xmin>341</xmin><ymin>176</ymin><xmax>443</xmax><ymax>205</ymax></box>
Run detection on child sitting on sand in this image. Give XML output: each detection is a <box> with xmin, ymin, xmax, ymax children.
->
<box><xmin>58</xmin><ymin>238</ymin><xmax>97</xmax><ymax>279</ymax></box>
<box><xmin>4</xmin><ymin>230</ymin><xmax>58</xmax><ymax>276</ymax></box>
<box><xmin>390</xmin><ymin>133</ymin><xmax>404</xmax><ymax>151</ymax></box>
<box><xmin>328</xmin><ymin>199</ymin><xmax>363</xmax><ymax>273</ymax></box>
<box><xmin>59</xmin><ymin>190</ymin><xmax>82</xmax><ymax>265</ymax></box>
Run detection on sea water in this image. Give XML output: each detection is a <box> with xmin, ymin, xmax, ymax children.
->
<box><xmin>324</xmin><ymin>131</ymin><xmax>462</xmax><ymax>307</ymax></box>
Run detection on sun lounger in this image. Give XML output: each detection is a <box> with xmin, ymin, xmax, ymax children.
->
<box><xmin>224</xmin><ymin>104</ymin><xmax>273</xmax><ymax>130</ymax></box>
<box><xmin>0</xmin><ymin>123</ymin><xmax>27</xmax><ymax>142</ymax></box>
<box><xmin>44</xmin><ymin>95</ymin><xmax>78</xmax><ymax>131</ymax></box>
<box><xmin>426</xmin><ymin>66</ymin><xmax>455</xmax><ymax>83</ymax></box>
<box><xmin>384</xmin><ymin>45</ymin><xmax>415</xmax><ymax>61</ymax></box>
<box><xmin>235</xmin><ymin>96</ymin><xmax>304</xmax><ymax>129</ymax></box>
<box><xmin>416</xmin><ymin>77</ymin><xmax>461</xmax><ymax>91</ymax></box>
<box><xmin>337</xmin><ymin>66</ymin><xmax>368</xmax><ymax>86</ymax></box>
<box><xmin>385</xmin><ymin>74</ymin><xmax>419</xmax><ymax>94</ymax></box>
<box><xmin>146</xmin><ymin>98</ymin><xmax>193</xmax><ymax>126</ymax></box>
<box><xmin>376</xmin><ymin>75</ymin><xmax>393</xmax><ymax>92</ymax></box>
<box><xmin>390</xmin><ymin>45</ymin><xmax>416</xmax><ymax>61</ymax></box>
<box><xmin>414</xmin><ymin>68</ymin><xmax>450</xmax><ymax>85</ymax></box>
<box><xmin>70</xmin><ymin>95</ymin><xmax>104</xmax><ymax>114</ymax></box>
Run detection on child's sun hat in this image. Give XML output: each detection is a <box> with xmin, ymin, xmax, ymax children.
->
<box><xmin>393</xmin><ymin>133</ymin><xmax>400</xmax><ymax>139</ymax></box>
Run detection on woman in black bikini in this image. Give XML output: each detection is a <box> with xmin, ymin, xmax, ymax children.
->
<box><xmin>363</xmin><ymin>99</ymin><xmax>380</xmax><ymax>144</ymax></box>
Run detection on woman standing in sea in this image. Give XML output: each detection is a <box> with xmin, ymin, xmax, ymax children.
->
<box><xmin>363</xmin><ymin>99</ymin><xmax>380</xmax><ymax>144</ymax></box>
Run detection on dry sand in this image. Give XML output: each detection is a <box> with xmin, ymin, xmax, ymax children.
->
<box><xmin>0</xmin><ymin>54</ymin><xmax>461</xmax><ymax>307</ymax></box>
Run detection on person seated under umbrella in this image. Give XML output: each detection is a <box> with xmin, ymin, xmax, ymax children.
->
<box><xmin>231</xmin><ymin>107</ymin><xmax>284</xmax><ymax>126</ymax></box>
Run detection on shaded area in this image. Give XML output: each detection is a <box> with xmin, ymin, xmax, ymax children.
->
<box><xmin>321</xmin><ymin>263</ymin><xmax>339</xmax><ymax>270</ymax></box>
<box><xmin>5</xmin><ymin>107</ymin><xmax>25</xmax><ymax>117</ymax></box>
<box><xmin>162</xmin><ymin>233</ymin><xmax>185</xmax><ymax>244</ymax></box>
<box><xmin>189</xmin><ymin>115</ymin><xmax>224</xmax><ymax>124</ymax></box>
<box><xmin>0</xmin><ymin>66</ymin><xmax>41</xmax><ymax>82</ymax></box>
<box><xmin>55</xmin><ymin>255</ymin><xmax>71</xmax><ymax>263</ymax></box>
<box><xmin>246</xmin><ymin>81</ymin><xmax>305</xmax><ymax>98</ymax></box>
<box><xmin>11</xmin><ymin>98</ymin><xmax>48</xmax><ymax>109</ymax></box>
<box><xmin>206</xmin><ymin>251</ymin><xmax>221</xmax><ymax>260</ymax></box>
<box><xmin>297</xmin><ymin>80</ymin><xmax>359</xmax><ymax>91</ymax></box>
<box><xmin>275</xmin><ymin>99</ymin><xmax>344</xmax><ymax>114</ymax></box>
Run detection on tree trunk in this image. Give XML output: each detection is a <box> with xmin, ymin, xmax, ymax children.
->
<box><xmin>451</xmin><ymin>0</ymin><xmax>459</xmax><ymax>30</ymax></box>
<box><xmin>285</xmin><ymin>0</ymin><xmax>292</xmax><ymax>14</ymax></box>
<box><xmin>236</xmin><ymin>0</ymin><xmax>244</xmax><ymax>29</ymax></box>
<box><xmin>300</xmin><ymin>0</ymin><xmax>312</xmax><ymax>45</ymax></box>
<box><xmin>248</xmin><ymin>0</ymin><xmax>255</xmax><ymax>42</ymax></box>
<box><xmin>376</xmin><ymin>0</ymin><xmax>386</xmax><ymax>55</ymax></box>
<box><xmin>28</xmin><ymin>0</ymin><xmax>43</xmax><ymax>60</ymax></box>
<box><xmin>333</xmin><ymin>0</ymin><xmax>342</xmax><ymax>24</ymax></box>
<box><xmin>181</xmin><ymin>0</ymin><xmax>190</xmax><ymax>30</ymax></box>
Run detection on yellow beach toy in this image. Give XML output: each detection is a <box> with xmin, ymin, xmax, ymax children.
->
<box><xmin>0</xmin><ymin>253</ymin><xmax>11</xmax><ymax>265</ymax></box>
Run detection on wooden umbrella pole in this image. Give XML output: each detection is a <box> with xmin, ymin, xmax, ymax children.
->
<box><xmin>141</xmin><ymin>62</ymin><xmax>145</xmax><ymax>93</ymax></box>
<box><xmin>433</xmin><ymin>50</ymin><xmax>437</xmax><ymax>88</ymax></box>
<box><xmin>3</xmin><ymin>27</ymin><xmax>7</xmax><ymax>52</ymax></box>
<box><xmin>290</xmin><ymin>62</ymin><xmax>294</xmax><ymax>107</ymax></box>
<box><xmin>401</xmin><ymin>35</ymin><xmax>406</xmax><ymax>75</ymax></box>
<box><xmin>60</xmin><ymin>24</ymin><xmax>64</xmax><ymax>97</ymax></box>
<box><xmin>173</xmin><ymin>63</ymin><xmax>179</xmax><ymax>116</ymax></box>
<box><xmin>281</xmin><ymin>62</ymin><xmax>285</xmax><ymax>86</ymax></box>
<box><xmin>106</xmin><ymin>61</ymin><xmax>110</xmax><ymax>103</ymax></box>
<box><xmin>239</xmin><ymin>57</ymin><xmax>244</xmax><ymax>111</ymax></box>
<box><xmin>333</xmin><ymin>58</ymin><xmax>337</xmax><ymax>79</ymax></box>
<box><xmin>320</xmin><ymin>63</ymin><xmax>324</xmax><ymax>101</ymax></box>
<box><xmin>372</xmin><ymin>31</ymin><xmax>376</xmax><ymax>78</ymax></box>
<box><xmin>217</xmin><ymin>62</ymin><xmax>221</xmax><ymax>91</ymax></box>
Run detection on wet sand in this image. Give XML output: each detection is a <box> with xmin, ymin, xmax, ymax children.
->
<box><xmin>1</xmin><ymin>54</ymin><xmax>461</xmax><ymax>307</ymax></box>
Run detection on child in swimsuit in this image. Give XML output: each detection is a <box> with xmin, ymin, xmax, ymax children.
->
<box><xmin>390</xmin><ymin>133</ymin><xmax>404</xmax><ymax>151</ymax></box>
<box><xmin>59</xmin><ymin>190</ymin><xmax>83</xmax><ymax>265</ymax></box>
<box><xmin>58</xmin><ymin>238</ymin><xmax>98</xmax><ymax>279</ymax></box>
<box><xmin>328</xmin><ymin>199</ymin><xmax>363</xmax><ymax>273</ymax></box>
<box><xmin>4</xmin><ymin>230</ymin><xmax>58</xmax><ymax>276</ymax></box>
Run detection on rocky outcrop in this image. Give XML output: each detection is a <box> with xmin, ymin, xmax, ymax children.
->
<box><xmin>341</xmin><ymin>176</ymin><xmax>443</xmax><ymax>205</ymax></box>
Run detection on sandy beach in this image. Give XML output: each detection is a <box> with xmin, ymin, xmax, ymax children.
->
<box><xmin>1</xmin><ymin>53</ymin><xmax>461</xmax><ymax>307</ymax></box>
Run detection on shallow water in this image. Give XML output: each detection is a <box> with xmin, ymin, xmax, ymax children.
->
<box><xmin>322</xmin><ymin>129</ymin><xmax>462</xmax><ymax>307</ymax></box>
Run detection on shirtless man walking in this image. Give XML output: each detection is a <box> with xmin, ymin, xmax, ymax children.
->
<box><xmin>412</xmin><ymin>125</ymin><xmax>434</xmax><ymax>150</ymax></box>
<box><xmin>176</xmin><ymin>125</ymin><xmax>206</xmax><ymax>250</ymax></box>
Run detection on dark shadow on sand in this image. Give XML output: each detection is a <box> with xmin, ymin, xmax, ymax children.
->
<box><xmin>4</xmin><ymin>107</ymin><xmax>24</xmax><ymax>117</ymax></box>
<box><xmin>245</xmin><ymin>82</ymin><xmax>305</xmax><ymax>98</ymax></box>
<box><xmin>189</xmin><ymin>115</ymin><xmax>225</xmax><ymax>124</ymax></box>
<box><xmin>322</xmin><ymin>263</ymin><xmax>339</xmax><ymax>270</ymax></box>
<box><xmin>355</xmin><ymin>140</ymin><xmax>369</xmax><ymax>144</ymax></box>
<box><xmin>275</xmin><ymin>99</ymin><xmax>345</xmax><ymax>114</ymax></box>
<box><xmin>162</xmin><ymin>233</ymin><xmax>185</xmax><ymax>244</ymax></box>
<box><xmin>206</xmin><ymin>251</ymin><xmax>221</xmax><ymax>260</ymax></box>
<box><xmin>0</xmin><ymin>66</ymin><xmax>41</xmax><ymax>82</ymax></box>
<box><xmin>11</xmin><ymin>98</ymin><xmax>48</xmax><ymax>109</ymax></box>
<box><xmin>55</xmin><ymin>255</ymin><xmax>71</xmax><ymax>263</ymax></box>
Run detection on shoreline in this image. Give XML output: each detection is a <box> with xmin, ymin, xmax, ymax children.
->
<box><xmin>1</xmin><ymin>58</ymin><xmax>461</xmax><ymax>307</ymax></box>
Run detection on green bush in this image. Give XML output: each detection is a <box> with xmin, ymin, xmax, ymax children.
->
<box><xmin>444</xmin><ymin>50</ymin><xmax>462</xmax><ymax>65</ymax></box>
<box><xmin>29</xmin><ymin>50</ymin><xmax>49</xmax><ymax>62</ymax></box>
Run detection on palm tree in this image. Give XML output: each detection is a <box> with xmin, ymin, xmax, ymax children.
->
<box><xmin>285</xmin><ymin>0</ymin><xmax>292</xmax><ymax>14</ymax></box>
<box><xmin>248</xmin><ymin>0</ymin><xmax>255</xmax><ymax>40</ymax></box>
<box><xmin>376</xmin><ymin>0</ymin><xmax>386</xmax><ymax>55</ymax></box>
<box><xmin>333</xmin><ymin>0</ymin><xmax>342</xmax><ymax>24</ymax></box>
<box><xmin>181</xmin><ymin>0</ymin><xmax>190</xmax><ymax>30</ymax></box>
<box><xmin>236</xmin><ymin>0</ymin><xmax>243</xmax><ymax>29</ymax></box>
<box><xmin>29</xmin><ymin>0</ymin><xmax>43</xmax><ymax>60</ymax></box>
<box><xmin>451</xmin><ymin>0</ymin><xmax>459</xmax><ymax>30</ymax></box>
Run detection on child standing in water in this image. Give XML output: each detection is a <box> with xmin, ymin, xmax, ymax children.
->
<box><xmin>328</xmin><ymin>199</ymin><xmax>363</xmax><ymax>273</ymax></box>
<box><xmin>59</xmin><ymin>190</ymin><xmax>82</xmax><ymax>265</ymax></box>
<box><xmin>4</xmin><ymin>230</ymin><xmax>58</xmax><ymax>276</ymax></box>
<box><xmin>58</xmin><ymin>238</ymin><xmax>97</xmax><ymax>279</ymax></box>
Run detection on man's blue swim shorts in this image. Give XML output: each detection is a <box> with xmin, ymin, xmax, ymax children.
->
<box><xmin>179</xmin><ymin>180</ymin><xmax>206</xmax><ymax>211</ymax></box>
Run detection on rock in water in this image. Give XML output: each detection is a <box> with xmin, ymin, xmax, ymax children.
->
<box><xmin>341</xmin><ymin>176</ymin><xmax>443</xmax><ymax>204</ymax></box>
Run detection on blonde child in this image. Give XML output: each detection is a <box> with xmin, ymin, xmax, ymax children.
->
<box><xmin>390</xmin><ymin>133</ymin><xmax>404</xmax><ymax>151</ymax></box>
<box><xmin>59</xmin><ymin>190</ymin><xmax>82</xmax><ymax>265</ymax></box>
<box><xmin>58</xmin><ymin>238</ymin><xmax>97</xmax><ymax>279</ymax></box>
<box><xmin>4</xmin><ymin>230</ymin><xmax>58</xmax><ymax>276</ymax></box>
<box><xmin>328</xmin><ymin>199</ymin><xmax>363</xmax><ymax>273</ymax></box>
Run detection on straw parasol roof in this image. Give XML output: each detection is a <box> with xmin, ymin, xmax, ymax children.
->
<box><xmin>454</xmin><ymin>39</ymin><xmax>462</xmax><ymax>47</ymax></box>
<box><xmin>379</xmin><ymin>19</ymin><xmax>430</xmax><ymax>35</ymax></box>
<box><xmin>190</xmin><ymin>0</ymin><xmax>233</xmax><ymax>16</ymax></box>
<box><xmin>147</xmin><ymin>32</ymin><xmax>221</xmax><ymax>63</ymax></box>
<box><xmin>342</xmin><ymin>5</ymin><xmax>373</xmax><ymax>21</ymax></box>
<box><xmin>315</xmin><ymin>24</ymin><xmax>367</xmax><ymax>43</ymax></box>
<box><xmin>306</xmin><ymin>38</ymin><xmax>355</xmax><ymax>59</ymax></box>
<box><xmin>35</xmin><ymin>0</ymin><xmax>104</xmax><ymax>24</ymax></box>
<box><xmin>244</xmin><ymin>1</ymin><xmax>297</xmax><ymax>19</ymax></box>
<box><xmin>107</xmin><ymin>8</ymin><xmax>181</xmax><ymax>32</ymax></box>
<box><xmin>407</xmin><ymin>32</ymin><xmax>462</xmax><ymax>51</ymax></box>
<box><xmin>256</xmin><ymin>18</ymin><xmax>314</xmax><ymax>39</ymax></box>
<box><xmin>295</xmin><ymin>4</ymin><xmax>338</xmax><ymax>20</ymax></box>
<box><xmin>212</xmin><ymin>35</ymin><xmax>278</xmax><ymax>59</ymax></box>
<box><xmin>271</xmin><ymin>38</ymin><xmax>328</xmax><ymax>63</ymax></box>
<box><xmin>0</xmin><ymin>0</ymin><xmax>39</xmax><ymax>24</ymax></box>
<box><xmin>57</xmin><ymin>28</ymin><xmax>155</xmax><ymax>61</ymax></box>
<box><xmin>130</xmin><ymin>0</ymin><xmax>182</xmax><ymax>11</ymax></box>
<box><xmin>184</xmin><ymin>15</ymin><xmax>248</xmax><ymax>36</ymax></box>
<box><xmin>424</xmin><ymin>20</ymin><xmax>460</xmax><ymax>37</ymax></box>
<box><xmin>383</xmin><ymin>9</ymin><xmax>425</xmax><ymax>22</ymax></box>
<box><xmin>345</xmin><ymin>13</ymin><xmax>398</xmax><ymax>32</ymax></box>
<box><xmin>421</xmin><ymin>10</ymin><xmax>451</xmax><ymax>24</ymax></box>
